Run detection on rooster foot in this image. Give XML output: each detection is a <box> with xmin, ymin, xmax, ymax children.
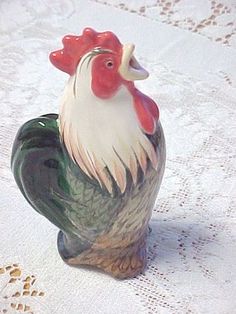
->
<box><xmin>59</xmin><ymin>232</ymin><xmax>147</xmax><ymax>279</ymax></box>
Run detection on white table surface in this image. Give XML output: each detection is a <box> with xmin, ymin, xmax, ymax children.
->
<box><xmin>0</xmin><ymin>0</ymin><xmax>236</xmax><ymax>313</ymax></box>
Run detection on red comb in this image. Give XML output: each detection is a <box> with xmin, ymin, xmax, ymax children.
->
<box><xmin>49</xmin><ymin>28</ymin><xmax>122</xmax><ymax>75</ymax></box>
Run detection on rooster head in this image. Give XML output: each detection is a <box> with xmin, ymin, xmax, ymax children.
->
<box><xmin>49</xmin><ymin>28</ymin><xmax>158</xmax><ymax>194</ymax></box>
<box><xmin>50</xmin><ymin>28</ymin><xmax>149</xmax><ymax>98</ymax></box>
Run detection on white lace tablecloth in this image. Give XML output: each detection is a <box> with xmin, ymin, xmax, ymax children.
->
<box><xmin>0</xmin><ymin>1</ymin><xmax>236</xmax><ymax>313</ymax></box>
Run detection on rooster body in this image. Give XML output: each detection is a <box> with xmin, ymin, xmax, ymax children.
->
<box><xmin>11</xmin><ymin>28</ymin><xmax>166</xmax><ymax>278</ymax></box>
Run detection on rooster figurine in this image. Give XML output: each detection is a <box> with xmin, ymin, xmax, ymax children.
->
<box><xmin>11</xmin><ymin>28</ymin><xmax>166</xmax><ymax>279</ymax></box>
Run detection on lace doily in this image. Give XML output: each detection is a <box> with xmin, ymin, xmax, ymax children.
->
<box><xmin>93</xmin><ymin>0</ymin><xmax>236</xmax><ymax>48</ymax></box>
<box><xmin>0</xmin><ymin>264</ymin><xmax>47</xmax><ymax>314</ymax></box>
<box><xmin>0</xmin><ymin>0</ymin><xmax>235</xmax><ymax>313</ymax></box>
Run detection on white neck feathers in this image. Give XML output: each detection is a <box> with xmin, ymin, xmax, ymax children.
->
<box><xmin>59</xmin><ymin>53</ymin><xmax>157</xmax><ymax>193</ymax></box>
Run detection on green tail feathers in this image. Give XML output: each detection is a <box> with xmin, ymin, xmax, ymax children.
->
<box><xmin>11</xmin><ymin>114</ymin><xmax>123</xmax><ymax>243</ymax></box>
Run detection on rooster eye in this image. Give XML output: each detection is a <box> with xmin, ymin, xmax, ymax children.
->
<box><xmin>106</xmin><ymin>60</ymin><xmax>113</xmax><ymax>68</ymax></box>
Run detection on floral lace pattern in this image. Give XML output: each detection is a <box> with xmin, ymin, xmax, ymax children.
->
<box><xmin>0</xmin><ymin>264</ymin><xmax>47</xmax><ymax>314</ymax></box>
<box><xmin>0</xmin><ymin>0</ymin><xmax>236</xmax><ymax>313</ymax></box>
<box><xmin>93</xmin><ymin>0</ymin><xmax>236</xmax><ymax>47</ymax></box>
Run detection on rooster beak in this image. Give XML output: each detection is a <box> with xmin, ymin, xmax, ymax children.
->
<box><xmin>118</xmin><ymin>44</ymin><xmax>149</xmax><ymax>81</ymax></box>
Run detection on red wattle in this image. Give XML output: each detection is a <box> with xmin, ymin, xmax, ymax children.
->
<box><xmin>125</xmin><ymin>83</ymin><xmax>159</xmax><ymax>134</ymax></box>
<box><xmin>142</xmin><ymin>94</ymin><xmax>159</xmax><ymax>120</ymax></box>
<box><xmin>133</xmin><ymin>94</ymin><xmax>156</xmax><ymax>134</ymax></box>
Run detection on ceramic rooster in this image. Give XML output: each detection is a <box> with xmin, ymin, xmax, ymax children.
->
<box><xmin>11</xmin><ymin>28</ymin><xmax>166</xmax><ymax>279</ymax></box>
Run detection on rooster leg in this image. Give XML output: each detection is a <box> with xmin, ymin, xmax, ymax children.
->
<box><xmin>100</xmin><ymin>235</ymin><xmax>147</xmax><ymax>279</ymax></box>
<box><xmin>62</xmin><ymin>233</ymin><xmax>148</xmax><ymax>279</ymax></box>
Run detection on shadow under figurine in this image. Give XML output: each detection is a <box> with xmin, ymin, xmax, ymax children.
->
<box><xmin>11</xmin><ymin>28</ymin><xmax>166</xmax><ymax>279</ymax></box>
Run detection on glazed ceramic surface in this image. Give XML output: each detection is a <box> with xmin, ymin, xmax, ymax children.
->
<box><xmin>11</xmin><ymin>28</ymin><xmax>166</xmax><ymax>279</ymax></box>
